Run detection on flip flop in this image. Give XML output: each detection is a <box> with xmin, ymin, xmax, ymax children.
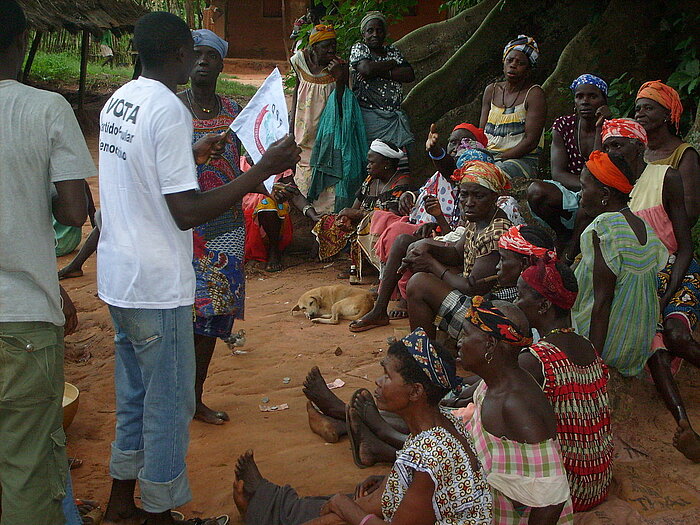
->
<box><xmin>346</xmin><ymin>389</ymin><xmax>371</xmax><ymax>469</ymax></box>
<box><xmin>349</xmin><ymin>318</ymin><xmax>390</xmax><ymax>333</ymax></box>
<box><xmin>388</xmin><ymin>309</ymin><xmax>408</xmax><ymax>320</ymax></box>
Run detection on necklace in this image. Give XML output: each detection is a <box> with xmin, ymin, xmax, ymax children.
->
<box><xmin>616</xmin><ymin>206</ymin><xmax>630</xmax><ymax>213</ymax></box>
<box><xmin>543</xmin><ymin>327</ymin><xmax>575</xmax><ymax>338</ymax></box>
<box><xmin>378</xmin><ymin>171</ymin><xmax>400</xmax><ymax>193</ymax></box>
<box><xmin>186</xmin><ymin>88</ymin><xmax>219</xmax><ymax>116</ymax></box>
<box><xmin>501</xmin><ymin>80</ymin><xmax>525</xmax><ymax>109</ymax></box>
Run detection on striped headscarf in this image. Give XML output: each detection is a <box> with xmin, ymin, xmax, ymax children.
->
<box><xmin>309</xmin><ymin>24</ymin><xmax>336</xmax><ymax>45</ymax></box>
<box><xmin>452</xmin><ymin>160</ymin><xmax>511</xmax><ymax>193</ymax></box>
<box><xmin>503</xmin><ymin>35</ymin><xmax>539</xmax><ymax>66</ymax></box>
<box><xmin>465</xmin><ymin>296</ymin><xmax>532</xmax><ymax>347</ymax></box>
<box><xmin>636</xmin><ymin>80</ymin><xmax>683</xmax><ymax>132</ymax></box>
<box><xmin>570</xmin><ymin>74</ymin><xmax>608</xmax><ymax>96</ymax></box>
<box><xmin>601</xmin><ymin>118</ymin><xmax>648</xmax><ymax>145</ymax></box>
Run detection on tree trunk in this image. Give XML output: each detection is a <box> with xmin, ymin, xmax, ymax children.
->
<box><xmin>22</xmin><ymin>31</ymin><xmax>42</xmax><ymax>83</ymax></box>
<box><xmin>394</xmin><ymin>0</ymin><xmax>499</xmax><ymax>88</ymax></box>
<box><xmin>78</xmin><ymin>29</ymin><xmax>90</xmax><ymax>110</ymax></box>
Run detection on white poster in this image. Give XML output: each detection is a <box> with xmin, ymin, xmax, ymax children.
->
<box><xmin>230</xmin><ymin>67</ymin><xmax>289</xmax><ymax>191</ymax></box>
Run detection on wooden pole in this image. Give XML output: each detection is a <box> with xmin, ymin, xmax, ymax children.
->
<box><xmin>22</xmin><ymin>31</ymin><xmax>43</xmax><ymax>82</ymax></box>
<box><xmin>78</xmin><ymin>29</ymin><xmax>89</xmax><ymax>109</ymax></box>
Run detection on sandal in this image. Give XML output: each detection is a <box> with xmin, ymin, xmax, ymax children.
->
<box><xmin>349</xmin><ymin>318</ymin><xmax>390</xmax><ymax>333</ymax></box>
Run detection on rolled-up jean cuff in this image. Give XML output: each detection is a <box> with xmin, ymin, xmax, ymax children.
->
<box><xmin>139</xmin><ymin>465</ymin><xmax>192</xmax><ymax>513</ymax></box>
<box><xmin>109</xmin><ymin>442</ymin><xmax>144</xmax><ymax>480</ymax></box>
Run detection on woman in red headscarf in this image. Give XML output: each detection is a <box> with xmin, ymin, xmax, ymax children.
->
<box><xmin>635</xmin><ymin>80</ymin><xmax>700</xmax><ymax>224</ymax></box>
<box><xmin>516</xmin><ymin>258</ymin><xmax>613</xmax><ymax>511</ymax></box>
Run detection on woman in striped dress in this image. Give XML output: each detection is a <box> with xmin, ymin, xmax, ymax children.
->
<box><xmin>572</xmin><ymin>151</ymin><xmax>667</xmax><ymax>376</ymax></box>
<box><xmin>479</xmin><ymin>35</ymin><xmax>546</xmax><ymax>179</ymax></box>
<box><xmin>516</xmin><ymin>258</ymin><xmax>613</xmax><ymax>511</ymax></box>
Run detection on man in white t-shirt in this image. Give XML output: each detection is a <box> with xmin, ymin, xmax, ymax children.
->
<box><xmin>98</xmin><ymin>12</ymin><xmax>300</xmax><ymax>525</ymax></box>
<box><xmin>0</xmin><ymin>2</ymin><xmax>94</xmax><ymax>523</ymax></box>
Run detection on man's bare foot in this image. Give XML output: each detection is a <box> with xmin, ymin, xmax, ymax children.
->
<box><xmin>194</xmin><ymin>402</ymin><xmax>229</xmax><ymax>425</ymax></box>
<box><xmin>58</xmin><ymin>266</ymin><xmax>84</xmax><ymax>280</ymax></box>
<box><xmin>265</xmin><ymin>251</ymin><xmax>283</xmax><ymax>273</ymax></box>
<box><xmin>302</xmin><ymin>367</ymin><xmax>346</xmax><ymax>420</ymax></box>
<box><xmin>103</xmin><ymin>507</ymin><xmax>148</xmax><ymax>525</ymax></box>
<box><xmin>348</xmin><ymin>306</ymin><xmax>391</xmax><ymax>333</ymax></box>
<box><xmin>233</xmin><ymin>450</ymin><xmax>265</xmax><ymax>516</ymax></box>
<box><xmin>307</xmin><ymin>401</ymin><xmax>346</xmax><ymax>442</ymax></box>
<box><xmin>673</xmin><ymin>420</ymin><xmax>700</xmax><ymax>463</ymax></box>
<box><xmin>347</xmin><ymin>399</ymin><xmax>397</xmax><ymax>468</ymax></box>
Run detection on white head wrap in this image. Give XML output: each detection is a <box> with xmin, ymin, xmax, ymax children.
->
<box><xmin>361</xmin><ymin>11</ymin><xmax>387</xmax><ymax>32</ymax></box>
<box><xmin>370</xmin><ymin>139</ymin><xmax>404</xmax><ymax>159</ymax></box>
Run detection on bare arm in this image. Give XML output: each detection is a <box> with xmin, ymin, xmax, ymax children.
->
<box><xmin>518</xmin><ymin>351</ymin><xmax>545</xmax><ymax>386</ymax></box>
<box><xmin>355</xmin><ymin>58</ymin><xmax>398</xmax><ymax>79</ymax></box>
<box><xmin>440</xmin><ymin>251</ymin><xmax>501</xmax><ymax>295</ymax></box>
<box><xmin>497</xmin><ymin>86</ymin><xmax>546</xmax><ymax>160</ymax></box>
<box><xmin>676</xmin><ymin>148</ymin><xmax>700</xmax><ymax>224</ymax></box>
<box><xmin>164</xmin><ymin>136</ymin><xmax>300</xmax><ymax>230</ymax></box>
<box><xmin>53</xmin><ymin>180</ymin><xmax>88</xmax><ymax>227</ymax></box>
<box><xmin>527</xmin><ymin>503</ymin><xmax>566</xmax><ymax>525</ymax></box>
<box><xmin>479</xmin><ymin>83</ymin><xmax>494</xmax><ymax>129</ymax></box>
<box><xmin>550</xmin><ymin>129</ymin><xmax>581</xmax><ymax>190</ymax></box>
<box><xmin>589</xmin><ymin>230</ymin><xmax>616</xmax><ymax>353</ymax></box>
<box><xmin>660</xmin><ymin>170</ymin><xmax>693</xmax><ymax>310</ymax></box>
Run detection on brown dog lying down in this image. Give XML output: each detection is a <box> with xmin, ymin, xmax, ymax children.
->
<box><xmin>292</xmin><ymin>285</ymin><xmax>376</xmax><ymax>324</ymax></box>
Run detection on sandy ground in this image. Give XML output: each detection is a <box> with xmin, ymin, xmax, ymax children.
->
<box><xmin>60</xmin><ymin>129</ymin><xmax>700</xmax><ymax>524</ymax></box>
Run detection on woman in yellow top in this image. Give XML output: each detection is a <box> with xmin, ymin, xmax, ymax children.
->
<box><xmin>479</xmin><ymin>35</ymin><xmax>546</xmax><ymax>179</ymax></box>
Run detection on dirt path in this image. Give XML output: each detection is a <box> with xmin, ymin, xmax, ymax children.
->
<box><xmin>60</xmin><ymin>133</ymin><xmax>700</xmax><ymax>524</ymax></box>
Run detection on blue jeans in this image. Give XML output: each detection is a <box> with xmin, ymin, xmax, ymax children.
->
<box><xmin>63</xmin><ymin>472</ymin><xmax>82</xmax><ymax>525</ymax></box>
<box><xmin>107</xmin><ymin>306</ymin><xmax>196</xmax><ymax>513</ymax></box>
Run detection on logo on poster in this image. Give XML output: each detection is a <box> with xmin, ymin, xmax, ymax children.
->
<box><xmin>253</xmin><ymin>103</ymin><xmax>284</xmax><ymax>155</ymax></box>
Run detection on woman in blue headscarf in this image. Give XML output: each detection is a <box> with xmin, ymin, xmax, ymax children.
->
<box><xmin>526</xmin><ymin>74</ymin><xmax>611</xmax><ymax>251</ymax></box>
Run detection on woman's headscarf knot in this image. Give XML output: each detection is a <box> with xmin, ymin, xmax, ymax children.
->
<box><xmin>465</xmin><ymin>296</ymin><xmax>532</xmax><ymax>347</ymax></box>
<box><xmin>498</xmin><ymin>224</ymin><xmax>556</xmax><ymax>259</ymax></box>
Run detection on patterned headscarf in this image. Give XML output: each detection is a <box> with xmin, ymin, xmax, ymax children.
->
<box><xmin>192</xmin><ymin>29</ymin><xmax>228</xmax><ymax>60</ymax></box>
<box><xmin>309</xmin><ymin>24</ymin><xmax>336</xmax><ymax>45</ymax></box>
<box><xmin>498</xmin><ymin>224</ymin><xmax>556</xmax><ymax>259</ymax></box>
<box><xmin>465</xmin><ymin>296</ymin><xmax>532</xmax><ymax>347</ymax></box>
<box><xmin>455</xmin><ymin>146</ymin><xmax>493</xmax><ymax>168</ymax></box>
<box><xmin>452</xmin><ymin>123</ymin><xmax>488</xmax><ymax>148</ymax></box>
<box><xmin>570</xmin><ymin>74</ymin><xmax>608</xmax><ymax>96</ymax></box>
<box><xmin>586</xmin><ymin>150</ymin><xmax>633</xmax><ymax>194</ymax></box>
<box><xmin>636</xmin><ymin>80</ymin><xmax>683</xmax><ymax>132</ymax></box>
<box><xmin>601</xmin><ymin>118</ymin><xmax>648</xmax><ymax>145</ymax></box>
<box><xmin>401</xmin><ymin>328</ymin><xmax>460</xmax><ymax>390</ymax></box>
<box><xmin>503</xmin><ymin>35</ymin><xmax>539</xmax><ymax>66</ymax></box>
<box><xmin>521</xmin><ymin>256</ymin><xmax>577</xmax><ymax>310</ymax></box>
<box><xmin>361</xmin><ymin>11</ymin><xmax>387</xmax><ymax>32</ymax></box>
<box><xmin>452</xmin><ymin>160</ymin><xmax>511</xmax><ymax>192</ymax></box>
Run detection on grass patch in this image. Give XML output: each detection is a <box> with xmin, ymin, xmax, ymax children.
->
<box><xmin>26</xmin><ymin>51</ymin><xmax>259</xmax><ymax>102</ymax></box>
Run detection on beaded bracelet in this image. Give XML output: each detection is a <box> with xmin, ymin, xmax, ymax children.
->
<box><xmin>428</xmin><ymin>148</ymin><xmax>446</xmax><ymax>161</ymax></box>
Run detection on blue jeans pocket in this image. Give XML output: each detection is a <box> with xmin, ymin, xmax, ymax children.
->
<box><xmin>112</xmin><ymin>308</ymin><xmax>163</xmax><ymax>346</ymax></box>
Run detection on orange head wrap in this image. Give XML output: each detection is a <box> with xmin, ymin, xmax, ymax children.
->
<box><xmin>451</xmin><ymin>160</ymin><xmax>511</xmax><ymax>193</ymax></box>
<box><xmin>585</xmin><ymin>150</ymin><xmax>633</xmax><ymax>194</ymax></box>
<box><xmin>309</xmin><ymin>24</ymin><xmax>336</xmax><ymax>46</ymax></box>
<box><xmin>452</xmin><ymin>123</ymin><xmax>488</xmax><ymax>148</ymax></box>
<box><xmin>636</xmin><ymin>80</ymin><xmax>683</xmax><ymax>132</ymax></box>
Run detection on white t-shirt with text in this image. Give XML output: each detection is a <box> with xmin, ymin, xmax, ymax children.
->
<box><xmin>97</xmin><ymin>77</ymin><xmax>199</xmax><ymax>309</ymax></box>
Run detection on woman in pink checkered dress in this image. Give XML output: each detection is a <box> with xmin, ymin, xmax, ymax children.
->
<box><xmin>458</xmin><ymin>297</ymin><xmax>574</xmax><ymax>524</ymax></box>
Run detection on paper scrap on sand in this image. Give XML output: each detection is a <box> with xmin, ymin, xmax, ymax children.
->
<box><xmin>326</xmin><ymin>379</ymin><xmax>345</xmax><ymax>390</ymax></box>
<box><xmin>229</xmin><ymin>68</ymin><xmax>289</xmax><ymax>192</ymax></box>
<box><xmin>259</xmin><ymin>403</ymin><xmax>289</xmax><ymax>412</ymax></box>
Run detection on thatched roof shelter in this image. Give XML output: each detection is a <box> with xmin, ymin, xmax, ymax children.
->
<box><xmin>18</xmin><ymin>0</ymin><xmax>148</xmax><ymax>36</ymax></box>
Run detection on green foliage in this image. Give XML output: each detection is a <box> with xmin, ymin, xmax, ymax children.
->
<box><xmin>297</xmin><ymin>0</ymin><xmax>418</xmax><ymax>58</ymax></box>
<box><xmin>606</xmin><ymin>73</ymin><xmax>637</xmax><ymax>119</ymax></box>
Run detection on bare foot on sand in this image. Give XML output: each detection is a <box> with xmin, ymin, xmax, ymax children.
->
<box><xmin>307</xmin><ymin>401</ymin><xmax>346</xmax><ymax>442</ymax></box>
<box><xmin>302</xmin><ymin>367</ymin><xmax>346</xmax><ymax>420</ymax></box>
<box><xmin>348</xmin><ymin>307</ymin><xmax>390</xmax><ymax>333</ymax></box>
<box><xmin>233</xmin><ymin>450</ymin><xmax>264</xmax><ymax>516</ymax></box>
<box><xmin>673</xmin><ymin>420</ymin><xmax>700</xmax><ymax>463</ymax></box>
<box><xmin>352</xmin><ymin>389</ymin><xmax>406</xmax><ymax>449</ymax></box>
<box><xmin>58</xmin><ymin>266</ymin><xmax>84</xmax><ymax>280</ymax></box>
<box><xmin>194</xmin><ymin>402</ymin><xmax>229</xmax><ymax>425</ymax></box>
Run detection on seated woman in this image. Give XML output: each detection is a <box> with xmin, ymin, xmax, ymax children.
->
<box><xmin>233</xmin><ymin>328</ymin><xmax>493</xmax><ymax>525</ymax></box>
<box><xmin>515</xmin><ymin>258</ymin><xmax>613</xmax><ymax>512</ymax></box>
<box><xmin>312</xmin><ymin>139</ymin><xmax>411</xmax><ymax>276</ymax></box>
<box><xmin>350</xmin><ymin>11</ymin><xmax>415</xmax><ymax>155</ymax></box>
<box><xmin>348</xmin><ymin>129</ymin><xmax>494</xmax><ymax>331</ymax></box>
<box><xmin>602</xmin><ymin>122</ymin><xmax>700</xmax><ymax>462</ymax></box>
<box><xmin>636</xmin><ymin>80</ymin><xmax>700</xmax><ymax>225</ymax></box>
<box><xmin>572</xmin><ymin>150</ymin><xmax>667</xmax><ymax>375</ymax></box>
<box><xmin>403</xmin><ymin>161</ymin><xmax>513</xmax><ymax>340</ymax></box>
<box><xmin>458</xmin><ymin>298</ymin><xmax>573</xmax><ymax>524</ymax></box>
<box><xmin>527</xmin><ymin>74</ymin><xmax>609</xmax><ymax>249</ymax></box>
<box><xmin>480</xmin><ymin>35</ymin><xmax>546</xmax><ymax>179</ymax></box>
